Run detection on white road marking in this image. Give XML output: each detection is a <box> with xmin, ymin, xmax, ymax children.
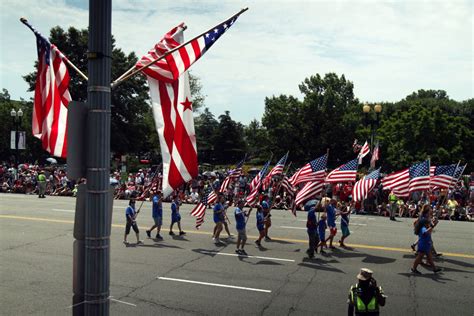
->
<box><xmin>157</xmin><ymin>277</ymin><xmax>272</xmax><ymax>293</ymax></box>
<box><xmin>110</xmin><ymin>298</ymin><xmax>137</xmax><ymax>307</ymax></box>
<box><xmin>200</xmin><ymin>250</ymin><xmax>295</xmax><ymax>262</ymax></box>
<box><xmin>281</xmin><ymin>226</ymin><xmax>307</xmax><ymax>230</ymax></box>
<box><xmin>52</xmin><ymin>209</ymin><xmax>75</xmax><ymax>213</ymax></box>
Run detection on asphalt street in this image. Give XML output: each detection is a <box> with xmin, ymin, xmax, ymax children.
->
<box><xmin>0</xmin><ymin>193</ymin><xmax>473</xmax><ymax>315</ymax></box>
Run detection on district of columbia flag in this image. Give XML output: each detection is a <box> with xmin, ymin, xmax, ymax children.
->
<box><xmin>25</xmin><ymin>22</ymin><xmax>71</xmax><ymax>158</ymax></box>
<box><xmin>352</xmin><ymin>168</ymin><xmax>380</xmax><ymax>202</ymax></box>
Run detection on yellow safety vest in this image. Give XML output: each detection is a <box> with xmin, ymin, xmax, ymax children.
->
<box><xmin>350</xmin><ymin>286</ymin><xmax>379</xmax><ymax>313</ymax></box>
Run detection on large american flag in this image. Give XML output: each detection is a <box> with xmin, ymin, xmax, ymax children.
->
<box><xmin>249</xmin><ymin>160</ymin><xmax>271</xmax><ymax>192</ymax></box>
<box><xmin>219</xmin><ymin>157</ymin><xmax>245</xmax><ymax>193</ymax></box>
<box><xmin>409</xmin><ymin>160</ymin><xmax>431</xmax><ymax>193</ymax></box>
<box><xmin>295</xmin><ymin>181</ymin><xmax>325</xmax><ymax>207</ymax></box>
<box><xmin>352</xmin><ymin>168</ymin><xmax>380</xmax><ymax>202</ymax></box>
<box><xmin>262</xmin><ymin>152</ymin><xmax>289</xmax><ymax>190</ymax></box>
<box><xmin>325</xmin><ymin>159</ymin><xmax>358</xmax><ymax>183</ymax></box>
<box><xmin>289</xmin><ymin>154</ymin><xmax>327</xmax><ymax>186</ymax></box>
<box><xmin>137</xmin><ymin>25</ymin><xmax>198</xmax><ymax>198</ymax></box>
<box><xmin>430</xmin><ymin>164</ymin><xmax>457</xmax><ymax>189</ymax></box>
<box><xmin>381</xmin><ymin>168</ymin><xmax>409</xmax><ymax>197</ymax></box>
<box><xmin>191</xmin><ymin>190</ymin><xmax>218</xmax><ymax>229</ymax></box>
<box><xmin>26</xmin><ymin>23</ymin><xmax>71</xmax><ymax>158</ymax></box>
<box><xmin>358</xmin><ymin>141</ymin><xmax>370</xmax><ymax>164</ymax></box>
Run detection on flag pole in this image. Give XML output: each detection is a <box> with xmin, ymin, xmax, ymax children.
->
<box><xmin>20</xmin><ymin>17</ymin><xmax>89</xmax><ymax>81</ymax></box>
<box><xmin>111</xmin><ymin>7</ymin><xmax>249</xmax><ymax>88</ymax></box>
<box><xmin>113</xmin><ymin>24</ymin><xmax>188</xmax><ymax>84</ymax></box>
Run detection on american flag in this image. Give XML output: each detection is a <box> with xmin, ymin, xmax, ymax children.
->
<box><xmin>454</xmin><ymin>164</ymin><xmax>466</xmax><ymax>179</ymax></box>
<box><xmin>137</xmin><ymin>25</ymin><xmax>198</xmax><ymax>198</ymax></box>
<box><xmin>289</xmin><ymin>154</ymin><xmax>327</xmax><ymax>186</ymax></box>
<box><xmin>219</xmin><ymin>157</ymin><xmax>245</xmax><ymax>193</ymax></box>
<box><xmin>409</xmin><ymin>160</ymin><xmax>431</xmax><ymax>193</ymax></box>
<box><xmin>370</xmin><ymin>142</ymin><xmax>380</xmax><ymax>169</ymax></box>
<box><xmin>281</xmin><ymin>176</ymin><xmax>295</xmax><ymax>197</ymax></box>
<box><xmin>249</xmin><ymin>160</ymin><xmax>271</xmax><ymax>192</ymax></box>
<box><xmin>136</xmin><ymin>12</ymin><xmax>243</xmax><ymax>82</ymax></box>
<box><xmin>430</xmin><ymin>165</ymin><xmax>456</xmax><ymax>189</ymax></box>
<box><xmin>325</xmin><ymin>159</ymin><xmax>358</xmax><ymax>183</ymax></box>
<box><xmin>191</xmin><ymin>190</ymin><xmax>218</xmax><ymax>229</ymax></box>
<box><xmin>26</xmin><ymin>22</ymin><xmax>71</xmax><ymax>158</ymax></box>
<box><xmin>381</xmin><ymin>168</ymin><xmax>409</xmax><ymax>197</ymax></box>
<box><xmin>295</xmin><ymin>181</ymin><xmax>324</xmax><ymax>207</ymax></box>
<box><xmin>352</xmin><ymin>168</ymin><xmax>380</xmax><ymax>202</ymax></box>
<box><xmin>358</xmin><ymin>141</ymin><xmax>370</xmax><ymax>164</ymax></box>
<box><xmin>262</xmin><ymin>152</ymin><xmax>289</xmax><ymax>190</ymax></box>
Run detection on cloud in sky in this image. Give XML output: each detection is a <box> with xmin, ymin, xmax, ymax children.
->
<box><xmin>0</xmin><ymin>0</ymin><xmax>472</xmax><ymax>124</ymax></box>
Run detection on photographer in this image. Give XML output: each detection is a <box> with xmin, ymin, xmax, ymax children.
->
<box><xmin>348</xmin><ymin>268</ymin><xmax>386</xmax><ymax>315</ymax></box>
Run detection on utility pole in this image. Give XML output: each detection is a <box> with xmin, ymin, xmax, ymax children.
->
<box><xmin>84</xmin><ymin>0</ymin><xmax>112</xmax><ymax>314</ymax></box>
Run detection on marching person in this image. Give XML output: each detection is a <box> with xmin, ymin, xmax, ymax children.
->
<box><xmin>169</xmin><ymin>195</ymin><xmax>185</xmax><ymax>236</ymax></box>
<box><xmin>212</xmin><ymin>194</ymin><xmax>226</xmax><ymax>244</ymax></box>
<box><xmin>261</xmin><ymin>194</ymin><xmax>272</xmax><ymax>241</ymax></box>
<box><xmin>348</xmin><ymin>268</ymin><xmax>386</xmax><ymax>315</ymax></box>
<box><xmin>317</xmin><ymin>212</ymin><xmax>328</xmax><ymax>254</ymax></box>
<box><xmin>146</xmin><ymin>190</ymin><xmax>163</xmax><ymax>240</ymax></box>
<box><xmin>411</xmin><ymin>216</ymin><xmax>442</xmax><ymax>274</ymax></box>
<box><xmin>325</xmin><ymin>198</ymin><xmax>338</xmax><ymax>249</ymax></box>
<box><xmin>255</xmin><ymin>204</ymin><xmax>266</xmax><ymax>247</ymax></box>
<box><xmin>306</xmin><ymin>204</ymin><xmax>319</xmax><ymax>259</ymax></box>
<box><xmin>339</xmin><ymin>204</ymin><xmax>351</xmax><ymax>247</ymax></box>
<box><xmin>222</xmin><ymin>200</ymin><xmax>234</xmax><ymax>239</ymax></box>
<box><xmin>123</xmin><ymin>198</ymin><xmax>142</xmax><ymax>245</ymax></box>
<box><xmin>234</xmin><ymin>199</ymin><xmax>249</xmax><ymax>255</ymax></box>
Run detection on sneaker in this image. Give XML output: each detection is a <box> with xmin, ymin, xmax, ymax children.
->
<box><xmin>264</xmin><ymin>236</ymin><xmax>272</xmax><ymax>241</ymax></box>
<box><xmin>411</xmin><ymin>268</ymin><xmax>422</xmax><ymax>275</ymax></box>
<box><xmin>240</xmin><ymin>249</ymin><xmax>248</xmax><ymax>256</ymax></box>
<box><xmin>169</xmin><ymin>231</ymin><xmax>175</xmax><ymax>236</ymax></box>
<box><xmin>179</xmin><ymin>231</ymin><xmax>186</xmax><ymax>236</ymax></box>
<box><xmin>255</xmin><ymin>240</ymin><xmax>261</xmax><ymax>247</ymax></box>
<box><xmin>137</xmin><ymin>240</ymin><xmax>143</xmax><ymax>244</ymax></box>
<box><xmin>155</xmin><ymin>234</ymin><xmax>163</xmax><ymax>240</ymax></box>
<box><xmin>235</xmin><ymin>249</ymin><xmax>242</xmax><ymax>255</ymax></box>
<box><xmin>320</xmin><ymin>249</ymin><xmax>326</xmax><ymax>254</ymax></box>
<box><xmin>435</xmin><ymin>253</ymin><xmax>443</xmax><ymax>257</ymax></box>
<box><xmin>433</xmin><ymin>268</ymin><xmax>442</xmax><ymax>273</ymax></box>
<box><xmin>410</xmin><ymin>244</ymin><xmax>416</xmax><ymax>252</ymax></box>
<box><xmin>123</xmin><ymin>240</ymin><xmax>129</xmax><ymax>245</ymax></box>
<box><xmin>146</xmin><ymin>230</ymin><xmax>151</xmax><ymax>238</ymax></box>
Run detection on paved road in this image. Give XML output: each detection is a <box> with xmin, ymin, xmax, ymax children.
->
<box><xmin>0</xmin><ymin>193</ymin><xmax>473</xmax><ymax>315</ymax></box>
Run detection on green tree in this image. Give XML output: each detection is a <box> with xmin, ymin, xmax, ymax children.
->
<box><xmin>244</xmin><ymin>119</ymin><xmax>269</xmax><ymax>163</ymax></box>
<box><xmin>194</xmin><ymin>107</ymin><xmax>218</xmax><ymax>164</ymax></box>
<box><xmin>213</xmin><ymin>111</ymin><xmax>246</xmax><ymax>164</ymax></box>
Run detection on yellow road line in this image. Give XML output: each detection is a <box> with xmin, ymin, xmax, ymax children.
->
<box><xmin>1</xmin><ymin>214</ymin><xmax>473</xmax><ymax>259</ymax></box>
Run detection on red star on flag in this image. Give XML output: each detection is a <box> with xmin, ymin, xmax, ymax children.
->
<box><xmin>181</xmin><ymin>97</ymin><xmax>193</xmax><ymax>112</ymax></box>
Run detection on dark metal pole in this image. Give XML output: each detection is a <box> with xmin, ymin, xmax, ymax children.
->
<box><xmin>84</xmin><ymin>0</ymin><xmax>112</xmax><ymax>315</ymax></box>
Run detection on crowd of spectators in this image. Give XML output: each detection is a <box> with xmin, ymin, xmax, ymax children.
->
<box><xmin>1</xmin><ymin>162</ymin><xmax>473</xmax><ymax>222</ymax></box>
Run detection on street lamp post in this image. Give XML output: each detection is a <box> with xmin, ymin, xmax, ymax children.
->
<box><xmin>362</xmin><ymin>103</ymin><xmax>382</xmax><ymax>151</ymax></box>
<box><xmin>10</xmin><ymin>108</ymin><xmax>23</xmax><ymax>167</ymax></box>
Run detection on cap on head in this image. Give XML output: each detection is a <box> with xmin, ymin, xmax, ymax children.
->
<box><xmin>357</xmin><ymin>268</ymin><xmax>373</xmax><ymax>281</ymax></box>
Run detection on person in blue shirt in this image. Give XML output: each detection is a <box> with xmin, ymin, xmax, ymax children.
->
<box><xmin>123</xmin><ymin>198</ymin><xmax>142</xmax><ymax>245</ymax></box>
<box><xmin>325</xmin><ymin>199</ymin><xmax>338</xmax><ymax>249</ymax></box>
<box><xmin>212</xmin><ymin>194</ymin><xmax>226</xmax><ymax>244</ymax></box>
<box><xmin>255</xmin><ymin>204</ymin><xmax>265</xmax><ymax>247</ymax></box>
<box><xmin>146</xmin><ymin>191</ymin><xmax>163</xmax><ymax>240</ymax></box>
<box><xmin>317</xmin><ymin>212</ymin><xmax>328</xmax><ymax>254</ymax></box>
<box><xmin>339</xmin><ymin>204</ymin><xmax>351</xmax><ymax>248</ymax></box>
<box><xmin>234</xmin><ymin>199</ymin><xmax>249</xmax><ymax>255</ymax></box>
<box><xmin>411</xmin><ymin>216</ymin><xmax>441</xmax><ymax>274</ymax></box>
<box><xmin>169</xmin><ymin>195</ymin><xmax>185</xmax><ymax>236</ymax></box>
<box><xmin>306</xmin><ymin>205</ymin><xmax>320</xmax><ymax>259</ymax></box>
<box><xmin>261</xmin><ymin>195</ymin><xmax>272</xmax><ymax>241</ymax></box>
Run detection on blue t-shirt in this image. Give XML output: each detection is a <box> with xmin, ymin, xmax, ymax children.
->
<box><xmin>418</xmin><ymin>226</ymin><xmax>432</xmax><ymax>252</ymax></box>
<box><xmin>171</xmin><ymin>202</ymin><xmax>179</xmax><ymax>215</ymax></box>
<box><xmin>318</xmin><ymin>219</ymin><xmax>327</xmax><ymax>238</ymax></box>
<box><xmin>326</xmin><ymin>204</ymin><xmax>336</xmax><ymax>227</ymax></box>
<box><xmin>340</xmin><ymin>213</ymin><xmax>349</xmax><ymax>227</ymax></box>
<box><xmin>307</xmin><ymin>209</ymin><xmax>317</xmax><ymax>233</ymax></box>
<box><xmin>152</xmin><ymin>196</ymin><xmax>162</xmax><ymax>218</ymax></box>
<box><xmin>234</xmin><ymin>207</ymin><xmax>246</xmax><ymax>230</ymax></box>
<box><xmin>126</xmin><ymin>206</ymin><xmax>135</xmax><ymax>220</ymax></box>
<box><xmin>256</xmin><ymin>211</ymin><xmax>264</xmax><ymax>227</ymax></box>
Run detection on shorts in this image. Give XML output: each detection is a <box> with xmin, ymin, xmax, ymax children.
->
<box><xmin>237</xmin><ymin>228</ymin><xmax>247</xmax><ymax>241</ymax></box>
<box><xmin>257</xmin><ymin>224</ymin><xmax>265</xmax><ymax>232</ymax></box>
<box><xmin>213</xmin><ymin>214</ymin><xmax>224</xmax><ymax>224</ymax></box>
<box><xmin>329</xmin><ymin>226</ymin><xmax>337</xmax><ymax>236</ymax></box>
<box><xmin>153</xmin><ymin>216</ymin><xmax>162</xmax><ymax>226</ymax></box>
<box><xmin>125</xmin><ymin>221</ymin><xmax>139</xmax><ymax>234</ymax></box>
<box><xmin>418</xmin><ymin>244</ymin><xmax>432</xmax><ymax>254</ymax></box>
<box><xmin>341</xmin><ymin>226</ymin><xmax>350</xmax><ymax>237</ymax></box>
<box><xmin>171</xmin><ymin>214</ymin><xmax>181</xmax><ymax>223</ymax></box>
<box><xmin>319</xmin><ymin>232</ymin><xmax>326</xmax><ymax>241</ymax></box>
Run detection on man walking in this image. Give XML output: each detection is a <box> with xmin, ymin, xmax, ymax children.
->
<box><xmin>234</xmin><ymin>200</ymin><xmax>249</xmax><ymax>255</ymax></box>
<box><xmin>325</xmin><ymin>199</ymin><xmax>338</xmax><ymax>248</ymax></box>
<box><xmin>146</xmin><ymin>191</ymin><xmax>163</xmax><ymax>240</ymax></box>
<box><xmin>306</xmin><ymin>204</ymin><xmax>319</xmax><ymax>259</ymax></box>
<box><xmin>124</xmin><ymin>198</ymin><xmax>142</xmax><ymax>245</ymax></box>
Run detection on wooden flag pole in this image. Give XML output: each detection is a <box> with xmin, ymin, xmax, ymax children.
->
<box><xmin>111</xmin><ymin>7</ymin><xmax>249</xmax><ymax>88</ymax></box>
<box><xmin>20</xmin><ymin>17</ymin><xmax>89</xmax><ymax>81</ymax></box>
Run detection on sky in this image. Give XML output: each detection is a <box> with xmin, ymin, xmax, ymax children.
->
<box><xmin>0</xmin><ymin>0</ymin><xmax>472</xmax><ymax>124</ymax></box>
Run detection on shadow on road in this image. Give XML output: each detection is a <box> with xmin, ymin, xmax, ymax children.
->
<box><xmin>398</xmin><ymin>272</ymin><xmax>454</xmax><ymax>283</ymax></box>
<box><xmin>362</xmin><ymin>254</ymin><xmax>396</xmax><ymax>264</ymax></box>
<box><xmin>170</xmin><ymin>236</ymin><xmax>191</xmax><ymax>242</ymax></box>
<box><xmin>137</xmin><ymin>243</ymin><xmax>183</xmax><ymax>249</ymax></box>
<box><xmin>266</xmin><ymin>238</ymin><xmax>294</xmax><ymax>245</ymax></box>
<box><xmin>298</xmin><ymin>260</ymin><xmax>345</xmax><ymax>273</ymax></box>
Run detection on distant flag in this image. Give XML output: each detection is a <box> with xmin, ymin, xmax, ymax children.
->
<box><xmin>262</xmin><ymin>152</ymin><xmax>289</xmax><ymax>190</ymax></box>
<box><xmin>381</xmin><ymin>168</ymin><xmax>410</xmax><ymax>197</ymax></box>
<box><xmin>249</xmin><ymin>160</ymin><xmax>271</xmax><ymax>192</ymax></box>
<box><xmin>409</xmin><ymin>160</ymin><xmax>431</xmax><ymax>193</ymax></box>
<box><xmin>295</xmin><ymin>181</ymin><xmax>325</xmax><ymax>207</ymax></box>
<box><xmin>352</xmin><ymin>168</ymin><xmax>380</xmax><ymax>202</ymax></box>
<box><xmin>220</xmin><ymin>157</ymin><xmax>246</xmax><ymax>193</ymax></box>
<box><xmin>325</xmin><ymin>159</ymin><xmax>358</xmax><ymax>183</ymax></box>
<box><xmin>281</xmin><ymin>176</ymin><xmax>296</xmax><ymax>198</ymax></box>
<box><xmin>370</xmin><ymin>141</ymin><xmax>380</xmax><ymax>169</ymax></box>
<box><xmin>136</xmin><ymin>25</ymin><xmax>198</xmax><ymax>198</ymax></box>
<box><xmin>358</xmin><ymin>141</ymin><xmax>370</xmax><ymax>164</ymax></box>
<box><xmin>23</xmin><ymin>20</ymin><xmax>71</xmax><ymax>158</ymax></box>
<box><xmin>137</xmin><ymin>10</ymin><xmax>246</xmax><ymax>82</ymax></box>
<box><xmin>430</xmin><ymin>164</ymin><xmax>457</xmax><ymax>189</ymax></box>
<box><xmin>191</xmin><ymin>190</ymin><xmax>218</xmax><ymax>229</ymax></box>
<box><xmin>289</xmin><ymin>154</ymin><xmax>327</xmax><ymax>186</ymax></box>
<box><xmin>352</xmin><ymin>139</ymin><xmax>362</xmax><ymax>153</ymax></box>
<box><xmin>454</xmin><ymin>164</ymin><xmax>466</xmax><ymax>179</ymax></box>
